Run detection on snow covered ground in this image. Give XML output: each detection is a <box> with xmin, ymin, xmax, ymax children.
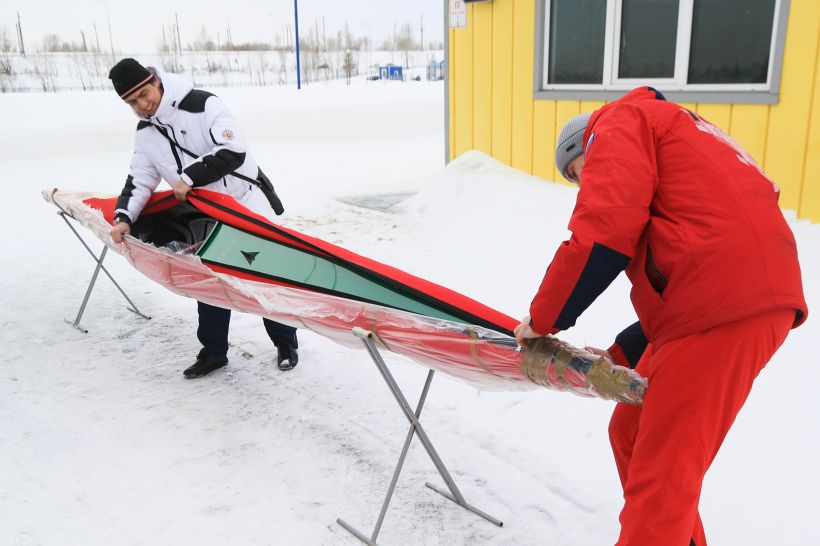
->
<box><xmin>1</xmin><ymin>81</ymin><xmax>818</xmax><ymax>545</ymax></box>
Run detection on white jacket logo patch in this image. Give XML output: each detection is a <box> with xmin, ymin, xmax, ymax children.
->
<box><xmin>222</xmin><ymin>129</ymin><xmax>235</xmax><ymax>141</ymax></box>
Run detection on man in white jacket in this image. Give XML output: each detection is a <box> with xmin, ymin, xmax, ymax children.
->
<box><xmin>108</xmin><ymin>58</ymin><xmax>299</xmax><ymax>378</ymax></box>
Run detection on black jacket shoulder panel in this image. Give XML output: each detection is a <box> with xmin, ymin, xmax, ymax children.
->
<box><xmin>178</xmin><ymin>90</ymin><xmax>216</xmax><ymax>113</ymax></box>
<box><xmin>137</xmin><ymin>120</ymin><xmax>152</xmax><ymax>130</ymax></box>
<box><xmin>647</xmin><ymin>86</ymin><xmax>667</xmax><ymax>101</ymax></box>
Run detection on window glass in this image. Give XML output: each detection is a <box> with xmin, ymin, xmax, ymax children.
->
<box><xmin>618</xmin><ymin>0</ymin><xmax>679</xmax><ymax>79</ymax></box>
<box><xmin>548</xmin><ymin>0</ymin><xmax>607</xmax><ymax>84</ymax></box>
<box><xmin>688</xmin><ymin>0</ymin><xmax>776</xmax><ymax>83</ymax></box>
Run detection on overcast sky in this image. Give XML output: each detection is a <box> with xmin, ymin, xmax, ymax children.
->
<box><xmin>2</xmin><ymin>0</ymin><xmax>446</xmax><ymax>53</ymax></box>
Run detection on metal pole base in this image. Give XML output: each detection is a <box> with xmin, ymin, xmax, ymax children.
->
<box><xmin>64</xmin><ymin>318</ymin><xmax>90</xmax><ymax>335</ymax></box>
<box><xmin>65</xmin><ymin>304</ymin><xmax>149</xmax><ymax>335</ymax></box>
<box><xmin>337</xmin><ymin>328</ymin><xmax>502</xmax><ymax>544</ymax></box>
<box><xmin>425</xmin><ymin>482</ymin><xmax>503</xmax><ymax>527</ymax></box>
<box><xmin>59</xmin><ymin>212</ymin><xmax>151</xmax><ymax>332</ymax></box>
<box><xmin>336</xmin><ymin>518</ymin><xmax>377</xmax><ymax>546</ymax></box>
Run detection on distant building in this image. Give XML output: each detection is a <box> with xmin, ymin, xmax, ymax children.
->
<box><xmin>447</xmin><ymin>0</ymin><xmax>820</xmax><ymax>223</ymax></box>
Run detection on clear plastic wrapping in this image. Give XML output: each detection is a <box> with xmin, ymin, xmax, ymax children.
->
<box><xmin>44</xmin><ymin>189</ymin><xmax>647</xmax><ymax>403</ymax></box>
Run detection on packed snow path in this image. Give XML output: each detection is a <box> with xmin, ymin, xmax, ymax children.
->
<box><xmin>1</xmin><ymin>82</ymin><xmax>818</xmax><ymax>545</ymax></box>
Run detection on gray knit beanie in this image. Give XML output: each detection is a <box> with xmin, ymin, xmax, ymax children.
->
<box><xmin>555</xmin><ymin>112</ymin><xmax>591</xmax><ymax>181</ymax></box>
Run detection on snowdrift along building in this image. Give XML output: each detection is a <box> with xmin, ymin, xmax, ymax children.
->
<box><xmin>446</xmin><ymin>0</ymin><xmax>820</xmax><ymax>222</ymax></box>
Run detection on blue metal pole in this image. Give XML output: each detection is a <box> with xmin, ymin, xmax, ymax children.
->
<box><xmin>294</xmin><ymin>0</ymin><xmax>301</xmax><ymax>89</ymax></box>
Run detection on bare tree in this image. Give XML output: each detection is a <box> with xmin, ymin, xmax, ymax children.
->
<box><xmin>16</xmin><ymin>12</ymin><xmax>25</xmax><ymax>56</ymax></box>
<box><xmin>204</xmin><ymin>53</ymin><xmax>222</xmax><ymax>73</ymax></box>
<box><xmin>72</xmin><ymin>52</ymin><xmax>88</xmax><ymax>90</ymax></box>
<box><xmin>158</xmin><ymin>22</ymin><xmax>184</xmax><ymax>72</ymax></box>
<box><xmin>30</xmin><ymin>51</ymin><xmax>57</xmax><ymax>92</ymax></box>
<box><xmin>41</xmin><ymin>34</ymin><xmax>62</xmax><ymax>52</ymax></box>
<box><xmin>249</xmin><ymin>52</ymin><xmax>270</xmax><ymax>86</ymax></box>
<box><xmin>0</xmin><ymin>27</ymin><xmax>14</xmax><ymax>75</ymax></box>
<box><xmin>342</xmin><ymin>48</ymin><xmax>358</xmax><ymax>83</ymax></box>
<box><xmin>41</xmin><ymin>33</ymin><xmax>87</xmax><ymax>52</ymax></box>
<box><xmin>277</xmin><ymin>49</ymin><xmax>288</xmax><ymax>85</ymax></box>
<box><xmin>297</xmin><ymin>27</ymin><xmax>324</xmax><ymax>85</ymax></box>
<box><xmin>191</xmin><ymin>25</ymin><xmax>217</xmax><ymax>51</ymax></box>
<box><xmin>158</xmin><ymin>25</ymin><xmax>172</xmax><ymax>53</ymax></box>
<box><xmin>342</xmin><ymin>22</ymin><xmax>354</xmax><ymax>50</ymax></box>
<box><xmin>396</xmin><ymin>22</ymin><xmax>415</xmax><ymax>68</ymax></box>
<box><xmin>160</xmin><ymin>52</ymin><xmax>184</xmax><ymax>73</ymax></box>
<box><xmin>0</xmin><ymin>27</ymin><xmax>15</xmax><ymax>91</ymax></box>
<box><xmin>0</xmin><ymin>17</ymin><xmax>442</xmax><ymax>93</ymax></box>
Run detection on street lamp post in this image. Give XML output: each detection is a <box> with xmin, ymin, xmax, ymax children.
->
<box><xmin>91</xmin><ymin>0</ymin><xmax>115</xmax><ymax>62</ymax></box>
<box><xmin>294</xmin><ymin>0</ymin><xmax>301</xmax><ymax>90</ymax></box>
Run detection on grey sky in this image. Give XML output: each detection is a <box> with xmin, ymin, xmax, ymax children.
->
<box><xmin>3</xmin><ymin>0</ymin><xmax>445</xmax><ymax>53</ymax></box>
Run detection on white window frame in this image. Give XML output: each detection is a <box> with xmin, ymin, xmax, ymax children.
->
<box><xmin>536</xmin><ymin>0</ymin><xmax>789</xmax><ymax>103</ymax></box>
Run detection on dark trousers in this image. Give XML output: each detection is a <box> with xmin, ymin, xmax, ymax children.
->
<box><xmin>197</xmin><ymin>301</ymin><xmax>298</xmax><ymax>357</ymax></box>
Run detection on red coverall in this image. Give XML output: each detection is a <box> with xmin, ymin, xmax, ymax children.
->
<box><xmin>528</xmin><ymin>87</ymin><xmax>807</xmax><ymax>545</ymax></box>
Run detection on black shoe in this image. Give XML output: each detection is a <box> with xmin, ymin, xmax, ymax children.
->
<box><xmin>276</xmin><ymin>344</ymin><xmax>298</xmax><ymax>371</ymax></box>
<box><xmin>183</xmin><ymin>351</ymin><xmax>228</xmax><ymax>379</ymax></box>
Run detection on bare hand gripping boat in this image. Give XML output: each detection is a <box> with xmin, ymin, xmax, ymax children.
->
<box><xmin>44</xmin><ymin>188</ymin><xmax>646</xmax><ymax>404</ymax></box>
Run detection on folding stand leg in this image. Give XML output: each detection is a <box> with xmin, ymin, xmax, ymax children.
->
<box><xmin>337</xmin><ymin>327</ymin><xmax>502</xmax><ymax>545</ymax></box>
<box><xmin>60</xmin><ymin>212</ymin><xmax>150</xmax><ymax>333</ymax></box>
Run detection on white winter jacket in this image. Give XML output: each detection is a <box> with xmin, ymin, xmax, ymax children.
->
<box><xmin>114</xmin><ymin>69</ymin><xmax>272</xmax><ymax>224</ymax></box>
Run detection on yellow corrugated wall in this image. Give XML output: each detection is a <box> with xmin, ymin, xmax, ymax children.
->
<box><xmin>448</xmin><ymin>0</ymin><xmax>820</xmax><ymax>222</ymax></box>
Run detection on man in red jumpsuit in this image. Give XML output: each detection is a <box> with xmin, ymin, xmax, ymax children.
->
<box><xmin>514</xmin><ymin>86</ymin><xmax>808</xmax><ymax>545</ymax></box>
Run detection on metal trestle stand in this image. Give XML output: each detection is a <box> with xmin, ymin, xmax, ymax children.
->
<box><xmin>337</xmin><ymin>327</ymin><xmax>502</xmax><ymax>545</ymax></box>
<box><xmin>59</xmin><ymin>211</ymin><xmax>150</xmax><ymax>333</ymax></box>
